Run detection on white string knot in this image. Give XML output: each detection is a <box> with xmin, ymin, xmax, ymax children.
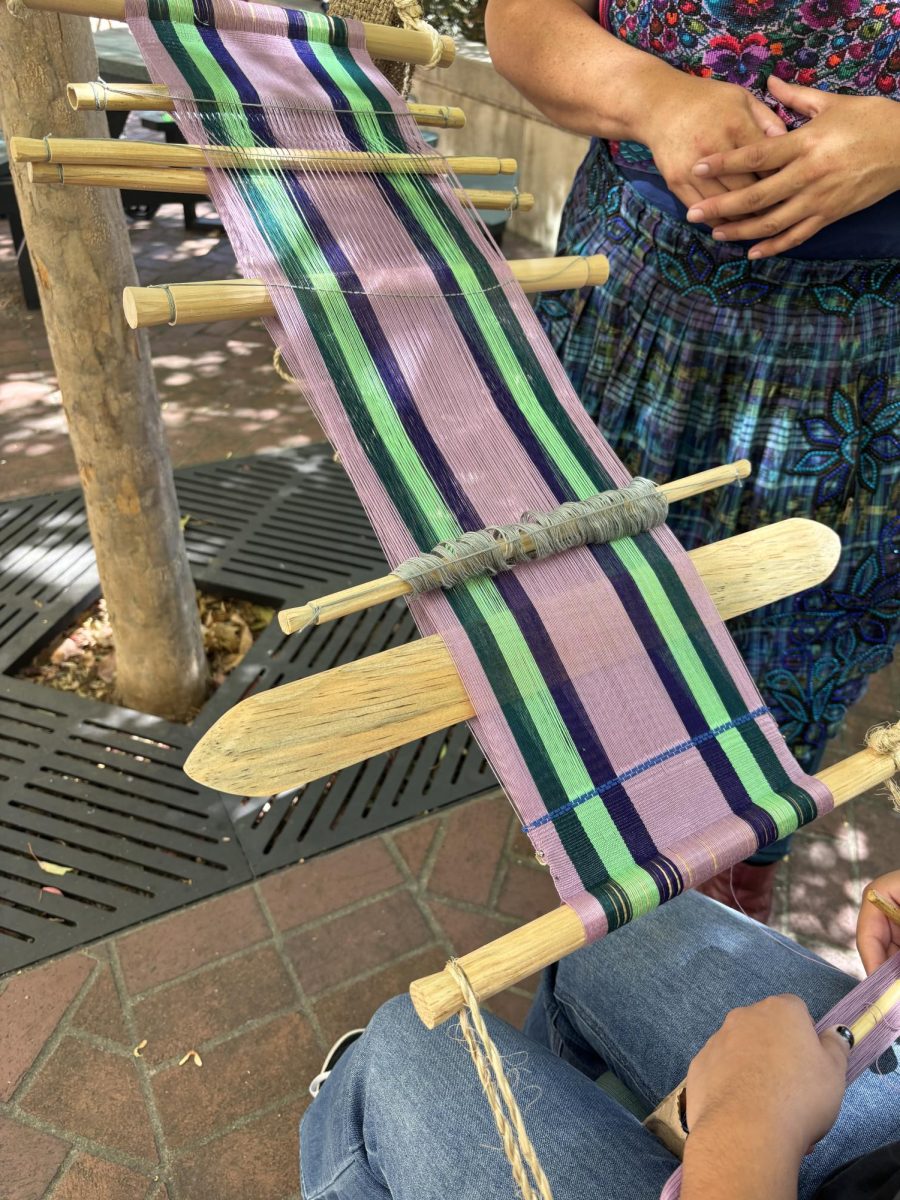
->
<box><xmin>446</xmin><ymin>959</ymin><xmax>553</xmax><ymax>1200</ymax></box>
<box><xmin>866</xmin><ymin>719</ymin><xmax>900</xmax><ymax>811</ymax></box>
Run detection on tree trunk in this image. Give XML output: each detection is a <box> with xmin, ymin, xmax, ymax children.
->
<box><xmin>0</xmin><ymin>5</ymin><xmax>209</xmax><ymax>721</ymax></box>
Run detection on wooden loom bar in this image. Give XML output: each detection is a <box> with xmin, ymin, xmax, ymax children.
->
<box><xmin>66</xmin><ymin>81</ymin><xmax>467</xmax><ymax>128</ymax></box>
<box><xmin>12</xmin><ymin>136</ymin><xmax>515</xmax><ymax>176</ymax></box>
<box><xmin>277</xmin><ymin>460</ymin><xmax>751</xmax><ymax>633</ymax></box>
<box><xmin>22</xmin><ymin>0</ymin><xmax>457</xmax><ymax>66</ymax></box>
<box><xmin>27</xmin><ymin>162</ymin><xmax>535</xmax><ymax>212</ymax></box>
<box><xmin>183</xmin><ymin>519</ymin><xmax>842</xmax><ymax>797</ymax></box>
<box><xmin>121</xmin><ymin>255</ymin><xmax>612</xmax><ymax>328</ymax></box>
<box><xmin>408</xmin><ymin>742</ymin><xmax>900</xmax><ymax>1030</ymax></box>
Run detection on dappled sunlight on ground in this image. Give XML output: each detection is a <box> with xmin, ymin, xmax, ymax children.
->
<box><xmin>0</xmin><ymin>201</ymin><xmax>324</xmax><ymax>501</ymax></box>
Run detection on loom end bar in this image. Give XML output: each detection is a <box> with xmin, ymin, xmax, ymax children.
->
<box><xmin>408</xmin><ymin>735</ymin><xmax>900</xmax><ymax>1028</ymax></box>
<box><xmin>278</xmin><ymin>575</ymin><xmax>412</xmax><ymax>634</ymax></box>
<box><xmin>23</xmin><ymin>0</ymin><xmax>457</xmax><ymax>68</ymax></box>
<box><xmin>411</xmin><ymin>904</ymin><xmax>587</xmax><ymax>1029</ymax></box>
<box><xmin>9</xmin><ymin>137</ymin><xmax>47</xmax><ymax>165</ymax></box>
<box><xmin>821</xmin><ymin>742</ymin><xmax>900</xmax><ymax>810</ymax></box>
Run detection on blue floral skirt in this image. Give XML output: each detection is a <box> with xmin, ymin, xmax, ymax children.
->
<box><xmin>537</xmin><ymin>140</ymin><xmax>899</xmax><ymax>772</ymax></box>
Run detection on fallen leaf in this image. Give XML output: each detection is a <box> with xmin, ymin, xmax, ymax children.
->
<box><xmin>38</xmin><ymin>860</ymin><xmax>73</xmax><ymax>876</ymax></box>
<box><xmin>40</xmin><ymin>886</ymin><xmax>63</xmax><ymax>897</ymax></box>
<box><xmin>133</xmin><ymin>1039</ymin><xmax>148</xmax><ymax>1057</ymax></box>
<box><xmin>179</xmin><ymin>514</ymin><xmax>191</xmax><ymax>529</ymax></box>
<box><xmin>178</xmin><ymin>1050</ymin><xmax>202</xmax><ymax>1067</ymax></box>
<box><xmin>27</xmin><ymin>843</ymin><xmax>74</xmax><ymax>876</ymax></box>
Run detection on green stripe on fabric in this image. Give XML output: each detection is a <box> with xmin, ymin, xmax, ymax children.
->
<box><xmin>298</xmin><ymin>30</ymin><xmax>806</xmax><ymax>831</ymax></box>
<box><xmin>290</xmin><ymin>21</ymin><xmax>812</xmax><ymax>857</ymax></box>
<box><xmin>148</xmin><ymin>0</ymin><xmax>656</xmax><ymax>905</ymax></box>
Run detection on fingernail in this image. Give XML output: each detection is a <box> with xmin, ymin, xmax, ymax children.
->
<box><xmin>748</xmin><ymin>249</ymin><xmax>762</xmax><ymax>259</ymax></box>
<box><xmin>712</xmin><ymin>230</ymin><xmax>726</xmax><ymax>240</ymax></box>
<box><xmin>692</xmin><ymin>163</ymin><xmax>710</xmax><ymax>176</ymax></box>
<box><xmin>686</xmin><ymin>207</ymin><xmax>704</xmax><ymax>222</ymax></box>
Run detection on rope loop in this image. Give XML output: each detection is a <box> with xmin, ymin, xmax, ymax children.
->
<box><xmin>391</xmin><ymin>0</ymin><xmax>443</xmax><ymax>68</ymax></box>
<box><xmin>446</xmin><ymin>959</ymin><xmax>554</xmax><ymax>1200</ymax></box>
<box><xmin>272</xmin><ymin>346</ymin><xmax>295</xmax><ymax>383</ymax></box>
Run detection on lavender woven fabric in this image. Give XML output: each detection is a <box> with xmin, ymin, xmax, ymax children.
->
<box><xmin>125</xmin><ymin>0</ymin><xmax>833</xmax><ymax>943</ymax></box>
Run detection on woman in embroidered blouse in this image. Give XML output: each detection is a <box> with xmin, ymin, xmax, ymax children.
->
<box><xmin>486</xmin><ymin>0</ymin><xmax>900</xmax><ymax>913</ymax></box>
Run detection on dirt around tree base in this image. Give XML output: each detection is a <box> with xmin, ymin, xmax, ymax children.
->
<box><xmin>17</xmin><ymin>592</ymin><xmax>274</xmax><ymax>721</ymax></box>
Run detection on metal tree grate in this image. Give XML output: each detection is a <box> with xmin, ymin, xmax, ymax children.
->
<box><xmin>0</xmin><ymin>447</ymin><xmax>492</xmax><ymax>972</ymax></box>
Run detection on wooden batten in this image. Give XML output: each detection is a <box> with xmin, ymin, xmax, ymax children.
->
<box><xmin>182</xmin><ymin>519</ymin><xmax>841</xmax><ymax>798</ymax></box>
<box><xmin>66</xmin><ymin>81</ymin><xmax>467</xmax><ymax>129</ymax></box>
<box><xmin>12</xmin><ymin>136</ymin><xmax>515</xmax><ymax>177</ymax></box>
<box><xmin>27</xmin><ymin>162</ymin><xmax>535</xmax><ymax>212</ymax></box>
<box><xmin>121</xmin><ymin>255</ymin><xmax>611</xmax><ymax>328</ymax></box>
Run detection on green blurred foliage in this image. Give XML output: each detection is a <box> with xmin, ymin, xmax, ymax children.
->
<box><xmin>426</xmin><ymin>0</ymin><xmax>486</xmax><ymax>42</ymax></box>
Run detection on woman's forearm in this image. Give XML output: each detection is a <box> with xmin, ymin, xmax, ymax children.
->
<box><xmin>484</xmin><ymin>0</ymin><xmax>674</xmax><ymax>142</ymax></box>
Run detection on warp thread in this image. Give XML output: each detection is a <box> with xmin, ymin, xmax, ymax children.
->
<box><xmin>865</xmin><ymin>718</ymin><xmax>900</xmax><ymax>810</ymax></box>
<box><xmin>393</xmin><ymin>477</ymin><xmax>668</xmax><ymax>594</ymax></box>
<box><xmin>446</xmin><ymin>959</ymin><xmax>554</xmax><ymax>1200</ymax></box>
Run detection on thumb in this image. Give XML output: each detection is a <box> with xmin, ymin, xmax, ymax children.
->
<box><xmin>767</xmin><ymin>72</ymin><xmax>828</xmax><ymax>117</ymax></box>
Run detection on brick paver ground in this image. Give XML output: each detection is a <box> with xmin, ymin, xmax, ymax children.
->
<box><xmin>1</xmin><ymin>167</ymin><xmax>898</xmax><ymax>1200</ymax></box>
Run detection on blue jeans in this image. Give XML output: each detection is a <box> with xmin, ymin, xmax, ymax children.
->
<box><xmin>300</xmin><ymin>892</ymin><xmax>900</xmax><ymax>1200</ymax></box>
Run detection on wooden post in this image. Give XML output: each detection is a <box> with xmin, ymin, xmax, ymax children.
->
<box><xmin>0</xmin><ymin>6</ymin><xmax>209</xmax><ymax>720</ymax></box>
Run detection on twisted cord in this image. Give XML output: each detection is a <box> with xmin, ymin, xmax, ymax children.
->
<box><xmin>866</xmin><ymin>718</ymin><xmax>900</xmax><ymax>810</ymax></box>
<box><xmin>446</xmin><ymin>959</ymin><xmax>553</xmax><ymax>1200</ymax></box>
<box><xmin>392</xmin><ymin>0</ymin><xmax>444</xmax><ymax>68</ymax></box>
<box><xmin>272</xmin><ymin>347</ymin><xmax>295</xmax><ymax>383</ymax></box>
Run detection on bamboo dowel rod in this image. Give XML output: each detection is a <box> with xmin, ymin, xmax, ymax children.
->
<box><xmin>122</xmin><ymin>255</ymin><xmax>611</xmax><ymax>328</ymax></box>
<box><xmin>68</xmin><ymin>82</ymin><xmax>174</xmax><ymax>113</ymax></box>
<box><xmin>23</xmin><ymin>162</ymin><xmax>527</xmax><ymax>212</ymax></box>
<box><xmin>277</xmin><ymin>460</ymin><xmax>751</xmax><ymax>634</ymax></box>
<box><xmin>27</xmin><ymin>163</ymin><xmax>534</xmax><ymax>212</ymax></box>
<box><xmin>866</xmin><ymin>888</ymin><xmax>900</xmax><ymax>926</ymax></box>
<box><xmin>22</xmin><ymin>0</ymin><xmax>456</xmax><ymax>66</ymax></box>
<box><xmin>408</xmin><ymin>741</ymin><xmax>900</xmax><ymax>1029</ymax></box>
<box><xmin>66</xmin><ymin>81</ymin><xmax>466</xmax><ymax>128</ymax></box>
<box><xmin>849</xmin><ymin>978</ymin><xmax>900</xmax><ymax>1043</ymax></box>
<box><xmin>12</xmin><ymin>136</ymin><xmax>514</xmax><ymax>176</ymax></box>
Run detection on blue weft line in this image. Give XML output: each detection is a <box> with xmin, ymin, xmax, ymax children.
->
<box><xmin>523</xmin><ymin>706</ymin><xmax>772</xmax><ymax>833</ymax></box>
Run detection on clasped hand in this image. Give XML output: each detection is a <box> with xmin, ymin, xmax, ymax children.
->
<box><xmin>683</xmin><ymin>74</ymin><xmax>900</xmax><ymax>258</ymax></box>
